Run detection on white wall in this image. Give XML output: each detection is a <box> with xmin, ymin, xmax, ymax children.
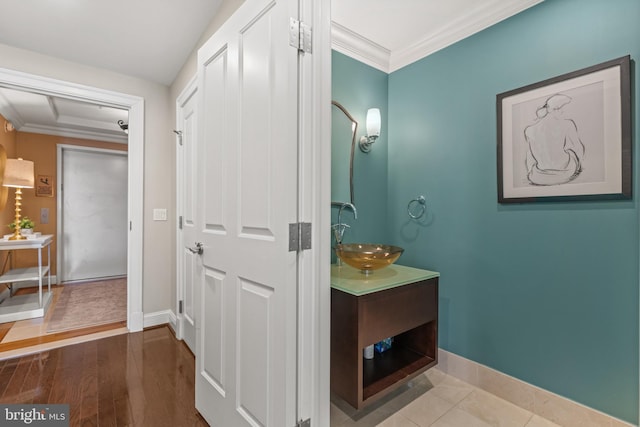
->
<box><xmin>0</xmin><ymin>42</ymin><xmax>173</xmax><ymax>314</ymax></box>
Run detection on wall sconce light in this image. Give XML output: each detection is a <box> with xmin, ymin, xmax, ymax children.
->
<box><xmin>117</xmin><ymin>119</ymin><xmax>129</xmax><ymax>134</ymax></box>
<box><xmin>359</xmin><ymin>108</ymin><xmax>381</xmax><ymax>153</ymax></box>
<box><xmin>4</xmin><ymin>121</ymin><xmax>14</xmax><ymax>133</ymax></box>
<box><xmin>3</xmin><ymin>158</ymin><xmax>34</xmax><ymax>240</ymax></box>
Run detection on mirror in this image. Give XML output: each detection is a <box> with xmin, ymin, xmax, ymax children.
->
<box><xmin>331</xmin><ymin>101</ymin><xmax>357</xmax><ymax>204</ymax></box>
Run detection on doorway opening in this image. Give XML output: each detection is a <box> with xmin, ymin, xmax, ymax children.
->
<box><xmin>0</xmin><ymin>67</ymin><xmax>143</xmax><ymax>356</ymax></box>
<box><xmin>57</xmin><ymin>145</ymin><xmax>128</xmax><ymax>283</ymax></box>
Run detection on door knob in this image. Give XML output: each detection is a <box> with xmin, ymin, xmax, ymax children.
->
<box><xmin>187</xmin><ymin>242</ymin><xmax>204</xmax><ymax>255</ymax></box>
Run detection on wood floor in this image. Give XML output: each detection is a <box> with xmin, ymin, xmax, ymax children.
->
<box><xmin>0</xmin><ymin>325</ymin><xmax>208</xmax><ymax>427</ymax></box>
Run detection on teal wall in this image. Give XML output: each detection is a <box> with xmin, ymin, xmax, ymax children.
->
<box><xmin>388</xmin><ymin>0</ymin><xmax>639</xmax><ymax>423</ymax></box>
<box><xmin>331</xmin><ymin>51</ymin><xmax>389</xmax><ymax>245</ymax></box>
<box><xmin>332</xmin><ymin>0</ymin><xmax>640</xmax><ymax>423</ymax></box>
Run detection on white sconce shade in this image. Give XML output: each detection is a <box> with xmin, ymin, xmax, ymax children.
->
<box><xmin>3</xmin><ymin>158</ymin><xmax>34</xmax><ymax>188</ymax></box>
<box><xmin>366</xmin><ymin>108</ymin><xmax>381</xmax><ymax>137</ymax></box>
<box><xmin>359</xmin><ymin>108</ymin><xmax>381</xmax><ymax>153</ymax></box>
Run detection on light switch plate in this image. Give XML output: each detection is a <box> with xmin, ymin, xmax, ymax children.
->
<box><xmin>40</xmin><ymin>208</ymin><xmax>49</xmax><ymax>224</ymax></box>
<box><xmin>153</xmin><ymin>208</ymin><xmax>167</xmax><ymax>221</ymax></box>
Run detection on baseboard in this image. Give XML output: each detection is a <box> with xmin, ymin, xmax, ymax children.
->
<box><xmin>167</xmin><ymin>310</ymin><xmax>177</xmax><ymax>333</ymax></box>
<box><xmin>143</xmin><ymin>309</ymin><xmax>177</xmax><ymax>331</ymax></box>
<box><xmin>437</xmin><ymin>348</ymin><xmax>635</xmax><ymax>427</ymax></box>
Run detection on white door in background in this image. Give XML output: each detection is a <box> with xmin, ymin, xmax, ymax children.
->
<box><xmin>194</xmin><ymin>0</ymin><xmax>299</xmax><ymax>425</ymax></box>
<box><xmin>176</xmin><ymin>78</ymin><xmax>198</xmax><ymax>353</ymax></box>
<box><xmin>59</xmin><ymin>146</ymin><xmax>128</xmax><ymax>282</ymax></box>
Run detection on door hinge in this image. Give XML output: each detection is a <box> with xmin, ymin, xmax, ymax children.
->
<box><xmin>179</xmin><ymin>216</ymin><xmax>183</xmax><ymax>230</ymax></box>
<box><xmin>296</xmin><ymin>419</ymin><xmax>310</xmax><ymax>427</ymax></box>
<box><xmin>173</xmin><ymin>130</ymin><xmax>183</xmax><ymax>145</ymax></box>
<box><xmin>179</xmin><ymin>300</ymin><xmax>183</xmax><ymax>314</ymax></box>
<box><xmin>129</xmin><ymin>221</ymin><xmax>132</xmax><ymax>231</ymax></box>
<box><xmin>289</xmin><ymin>18</ymin><xmax>312</xmax><ymax>53</ymax></box>
<box><xmin>289</xmin><ymin>222</ymin><xmax>312</xmax><ymax>252</ymax></box>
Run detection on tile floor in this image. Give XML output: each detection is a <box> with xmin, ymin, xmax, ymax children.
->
<box><xmin>331</xmin><ymin>368</ymin><xmax>561</xmax><ymax>427</ymax></box>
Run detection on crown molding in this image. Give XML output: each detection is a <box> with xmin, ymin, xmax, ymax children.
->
<box><xmin>390</xmin><ymin>0</ymin><xmax>544</xmax><ymax>72</ymax></box>
<box><xmin>0</xmin><ymin>90</ymin><xmax>25</xmax><ymax>129</ymax></box>
<box><xmin>19</xmin><ymin>123</ymin><xmax>128</xmax><ymax>144</ymax></box>
<box><xmin>331</xmin><ymin>21</ymin><xmax>390</xmax><ymax>73</ymax></box>
<box><xmin>332</xmin><ymin>0</ymin><xmax>544</xmax><ymax>74</ymax></box>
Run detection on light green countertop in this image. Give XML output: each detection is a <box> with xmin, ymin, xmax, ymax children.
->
<box><xmin>331</xmin><ymin>263</ymin><xmax>439</xmax><ymax>296</ymax></box>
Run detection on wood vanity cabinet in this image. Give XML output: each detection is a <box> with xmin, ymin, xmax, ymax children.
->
<box><xmin>330</xmin><ymin>265</ymin><xmax>438</xmax><ymax>409</ymax></box>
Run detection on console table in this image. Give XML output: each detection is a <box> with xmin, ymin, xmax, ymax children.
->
<box><xmin>0</xmin><ymin>234</ymin><xmax>54</xmax><ymax>323</ymax></box>
<box><xmin>331</xmin><ymin>263</ymin><xmax>439</xmax><ymax>409</ymax></box>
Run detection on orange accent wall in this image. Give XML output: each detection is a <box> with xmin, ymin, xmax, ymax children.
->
<box><xmin>12</xmin><ymin>132</ymin><xmax>127</xmax><ymax>277</ymax></box>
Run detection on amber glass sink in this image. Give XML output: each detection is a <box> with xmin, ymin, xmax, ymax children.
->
<box><xmin>335</xmin><ymin>243</ymin><xmax>404</xmax><ymax>274</ymax></box>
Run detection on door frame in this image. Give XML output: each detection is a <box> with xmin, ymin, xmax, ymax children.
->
<box><xmin>56</xmin><ymin>144</ymin><xmax>128</xmax><ymax>283</ymax></box>
<box><xmin>0</xmin><ymin>67</ymin><xmax>145</xmax><ymax>332</ymax></box>
<box><xmin>175</xmin><ymin>75</ymin><xmax>197</xmax><ymax>342</ymax></box>
<box><xmin>295</xmin><ymin>0</ymin><xmax>332</xmax><ymax>423</ymax></box>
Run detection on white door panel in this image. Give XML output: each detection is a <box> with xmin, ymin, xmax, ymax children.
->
<box><xmin>182</xmin><ymin>246</ymin><xmax>197</xmax><ymax>350</ymax></box>
<box><xmin>202</xmin><ymin>268</ymin><xmax>226</xmax><ymax>393</ymax></box>
<box><xmin>201</xmin><ymin>47</ymin><xmax>227</xmax><ymax>233</ymax></box>
<box><xmin>177</xmin><ymin>81</ymin><xmax>198</xmax><ymax>353</ymax></box>
<box><xmin>195</xmin><ymin>0</ymin><xmax>298</xmax><ymax>425</ymax></box>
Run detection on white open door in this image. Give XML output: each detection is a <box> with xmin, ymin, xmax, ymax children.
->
<box><xmin>176</xmin><ymin>78</ymin><xmax>199</xmax><ymax>353</ymax></box>
<box><xmin>194</xmin><ymin>0</ymin><xmax>299</xmax><ymax>425</ymax></box>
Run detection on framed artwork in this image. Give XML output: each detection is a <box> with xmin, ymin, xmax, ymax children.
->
<box><xmin>36</xmin><ymin>174</ymin><xmax>54</xmax><ymax>197</ymax></box>
<box><xmin>497</xmin><ymin>55</ymin><xmax>631</xmax><ymax>203</ymax></box>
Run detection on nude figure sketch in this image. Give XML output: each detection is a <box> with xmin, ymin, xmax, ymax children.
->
<box><xmin>523</xmin><ymin>94</ymin><xmax>585</xmax><ymax>186</ymax></box>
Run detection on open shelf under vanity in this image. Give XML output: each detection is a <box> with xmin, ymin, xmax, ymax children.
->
<box><xmin>330</xmin><ymin>264</ymin><xmax>439</xmax><ymax>409</ymax></box>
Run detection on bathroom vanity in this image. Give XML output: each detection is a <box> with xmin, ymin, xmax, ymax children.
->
<box><xmin>331</xmin><ymin>264</ymin><xmax>439</xmax><ymax>409</ymax></box>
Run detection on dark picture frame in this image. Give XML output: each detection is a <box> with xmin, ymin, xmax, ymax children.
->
<box><xmin>35</xmin><ymin>174</ymin><xmax>54</xmax><ymax>197</ymax></box>
<box><xmin>497</xmin><ymin>55</ymin><xmax>631</xmax><ymax>203</ymax></box>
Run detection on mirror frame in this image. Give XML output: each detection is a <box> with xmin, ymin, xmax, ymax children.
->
<box><xmin>331</xmin><ymin>100</ymin><xmax>358</xmax><ymax>204</ymax></box>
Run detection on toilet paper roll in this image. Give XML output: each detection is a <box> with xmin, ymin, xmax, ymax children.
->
<box><xmin>363</xmin><ymin>345</ymin><xmax>374</xmax><ymax>359</ymax></box>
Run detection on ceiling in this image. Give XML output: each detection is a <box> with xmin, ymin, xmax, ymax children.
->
<box><xmin>0</xmin><ymin>0</ymin><xmax>223</xmax><ymax>143</ymax></box>
<box><xmin>0</xmin><ymin>0</ymin><xmax>223</xmax><ymax>86</ymax></box>
<box><xmin>0</xmin><ymin>0</ymin><xmax>543</xmax><ymax>142</ymax></box>
<box><xmin>0</xmin><ymin>87</ymin><xmax>129</xmax><ymax>144</ymax></box>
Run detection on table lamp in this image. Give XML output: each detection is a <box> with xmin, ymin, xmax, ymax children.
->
<box><xmin>3</xmin><ymin>158</ymin><xmax>34</xmax><ymax>240</ymax></box>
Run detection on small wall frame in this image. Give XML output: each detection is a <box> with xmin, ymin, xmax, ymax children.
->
<box><xmin>36</xmin><ymin>174</ymin><xmax>54</xmax><ymax>197</ymax></box>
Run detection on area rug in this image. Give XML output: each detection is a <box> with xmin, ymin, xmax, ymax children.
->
<box><xmin>47</xmin><ymin>278</ymin><xmax>126</xmax><ymax>333</ymax></box>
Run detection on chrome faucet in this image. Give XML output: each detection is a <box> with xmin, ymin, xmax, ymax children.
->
<box><xmin>332</xmin><ymin>223</ymin><xmax>350</xmax><ymax>245</ymax></box>
<box><xmin>337</xmin><ymin>202</ymin><xmax>357</xmax><ymax>224</ymax></box>
<box><xmin>332</xmin><ymin>202</ymin><xmax>358</xmax><ymax>245</ymax></box>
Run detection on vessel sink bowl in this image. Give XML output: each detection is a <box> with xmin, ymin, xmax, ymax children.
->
<box><xmin>335</xmin><ymin>243</ymin><xmax>404</xmax><ymax>274</ymax></box>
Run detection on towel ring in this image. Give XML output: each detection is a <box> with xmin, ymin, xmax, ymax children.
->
<box><xmin>407</xmin><ymin>196</ymin><xmax>426</xmax><ymax>219</ymax></box>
